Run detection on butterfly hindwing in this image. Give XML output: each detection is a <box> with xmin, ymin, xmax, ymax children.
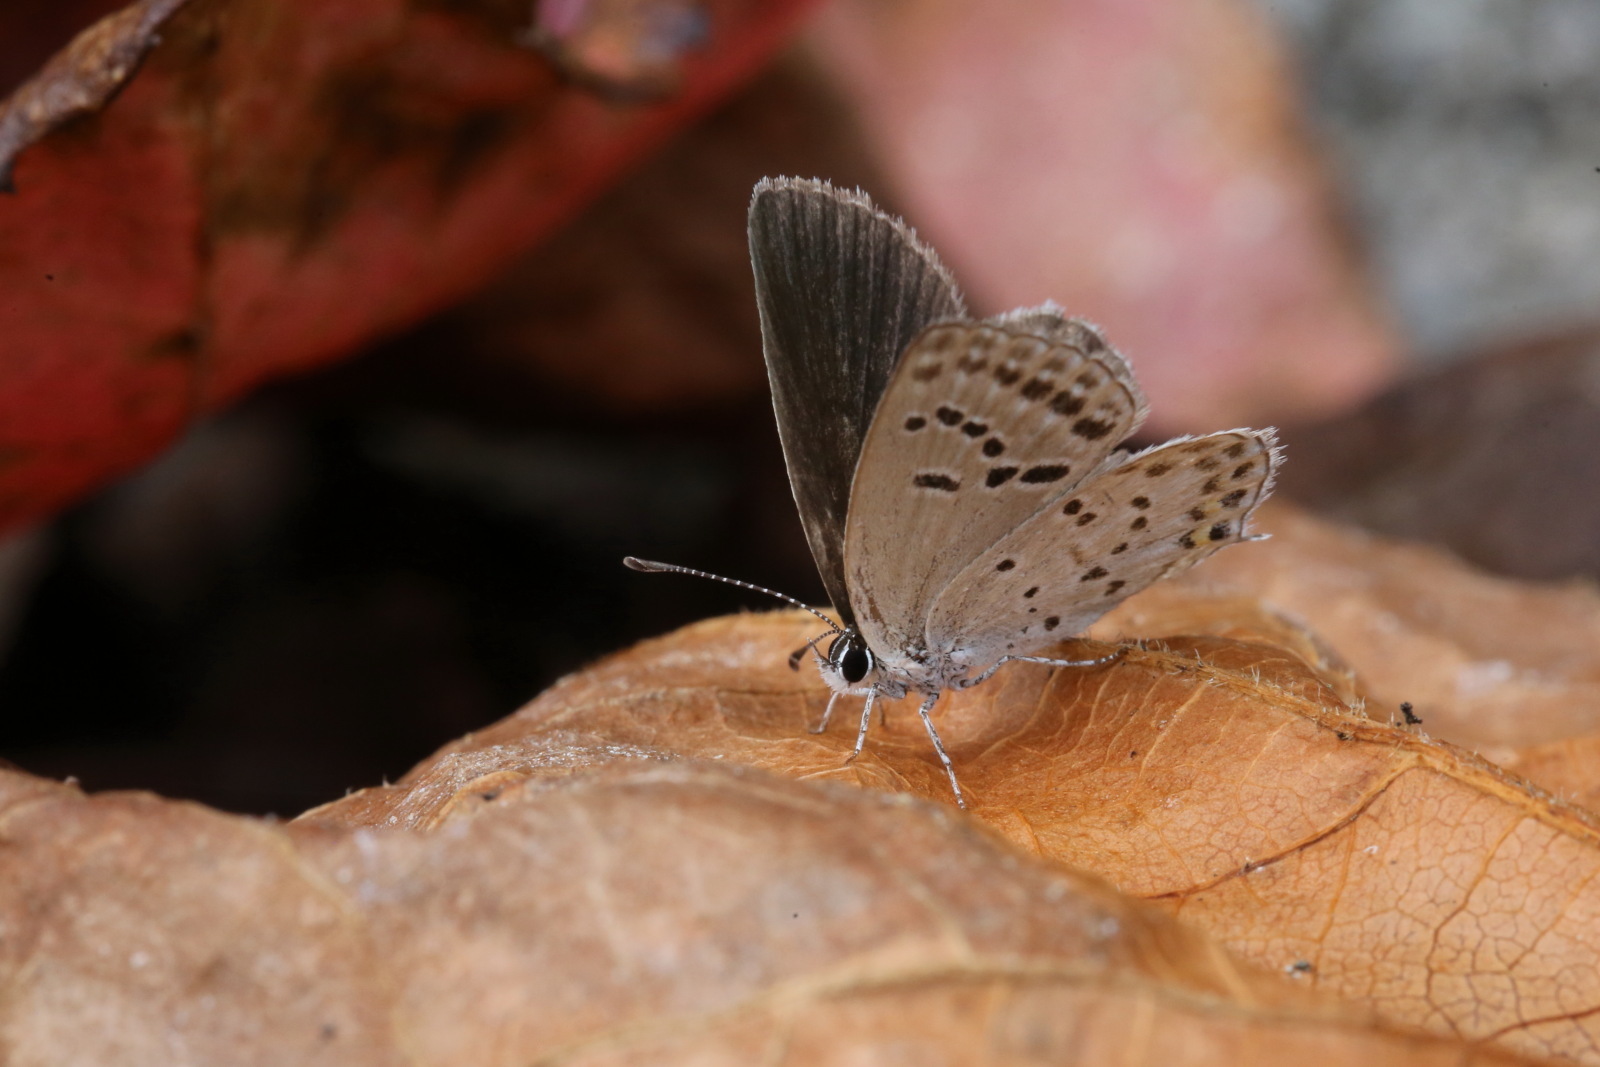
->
<box><xmin>843</xmin><ymin>315</ymin><xmax>1149</xmax><ymax>671</ymax></box>
<box><xmin>749</xmin><ymin>178</ymin><xmax>966</xmax><ymax>623</ymax></box>
<box><xmin>926</xmin><ymin>429</ymin><xmax>1279</xmax><ymax>669</ymax></box>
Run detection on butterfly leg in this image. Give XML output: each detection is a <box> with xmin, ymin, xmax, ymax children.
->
<box><xmin>913</xmin><ymin>691</ymin><xmax>966</xmax><ymax>809</ymax></box>
<box><xmin>809</xmin><ymin>690</ymin><xmax>843</xmax><ymax>735</ymax></box>
<box><xmin>844</xmin><ymin>687</ymin><xmax>879</xmax><ymax>764</ymax></box>
<box><xmin>958</xmin><ymin>647</ymin><xmax>1124</xmax><ymax>689</ymax></box>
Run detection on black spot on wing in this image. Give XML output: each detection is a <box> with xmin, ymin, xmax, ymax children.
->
<box><xmin>1020</xmin><ymin>377</ymin><xmax>1054</xmax><ymax>401</ymax></box>
<box><xmin>936</xmin><ymin>406</ymin><xmax>963</xmax><ymax>426</ymax></box>
<box><xmin>962</xmin><ymin>419</ymin><xmax>988</xmax><ymax>437</ymax></box>
<box><xmin>1144</xmin><ymin>463</ymin><xmax>1172</xmax><ymax>477</ymax></box>
<box><xmin>1209</xmin><ymin>523</ymin><xmax>1230</xmax><ymax>541</ymax></box>
<box><xmin>904</xmin><ymin>415</ymin><xmax>926</xmax><ymax>431</ymax></box>
<box><xmin>1220</xmin><ymin>489</ymin><xmax>1247</xmax><ymax>507</ymax></box>
<box><xmin>1020</xmin><ymin>464</ymin><xmax>1070</xmax><ymax>484</ymax></box>
<box><xmin>1062</xmin><ymin>499</ymin><xmax>1082</xmax><ymax>515</ymax></box>
<box><xmin>982</xmin><ymin>438</ymin><xmax>1006</xmax><ymax>457</ymax></box>
<box><xmin>956</xmin><ymin>352</ymin><xmax>988</xmax><ymax>373</ymax></box>
<box><xmin>1130</xmin><ymin>516</ymin><xmax>1147</xmax><ymax>531</ymax></box>
<box><xmin>986</xmin><ymin>467</ymin><xmax>1019</xmax><ymax>488</ymax></box>
<box><xmin>996</xmin><ymin>559</ymin><xmax>1016</xmax><ymax>572</ymax></box>
<box><xmin>1131</xmin><ymin>496</ymin><xmax>1150</xmax><ymax>509</ymax></box>
<box><xmin>993</xmin><ymin>362</ymin><xmax>1022</xmax><ymax>386</ymax></box>
<box><xmin>1074</xmin><ymin>511</ymin><xmax>1098</xmax><ymax>526</ymax></box>
<box><xmin>912</xmin><ymin>362</ymin><xmax>942</xmax><ymax>382</ymax></box>
<box><xmin>1043</xmin><ymin>616</ymin><xmax>1060</xmax><ymax>631</ymax></box>
<box><xmin>913</xmin><ymin>473</ymin><xmax>960</xmax><ymax>492</ymax></box>
<box><xmin>1105</xmin><ymin>579</ymin><xmax>1126</xmax><ymax>596</ymax></box>
<box><xmin>1050</xmin><ymin>392</ymin><xmax>1084</xmax><ymax>416</ymax></box>
<box><xmin>1081</xmin><ymin>566</ymin><xmax>1108</xmax><ymax>580</ymax></box>
<box><xmin>1071</xmin><ymin>417</ymin><xmax>1115</xmax><ymax>440</ymax></box>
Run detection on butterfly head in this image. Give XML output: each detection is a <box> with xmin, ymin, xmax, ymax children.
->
<box><xmin>819</xmin><ymin>627</ymin><xmax>887</xmax><ymax>693</ymax></box>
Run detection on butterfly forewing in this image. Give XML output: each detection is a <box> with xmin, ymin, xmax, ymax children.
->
<box><xmin>843</xmin><ymin>318</ymin><xmax>1148</xmax><ymax>670</ymax></box>
<box><xmin>749</xmin><ymin>178</ymin><xmax>967</xmax><ymax>624</ymax></box>
<box><xmin>925</xmin><ymin>429</ymin><xmax>1279</xmax><ymax>670</ymax></box>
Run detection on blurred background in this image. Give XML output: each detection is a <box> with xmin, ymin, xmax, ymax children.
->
<box><xmin>1</xmin><ymin>0</ymin><xmax>1598</xmax><ymax>815</ymax></box>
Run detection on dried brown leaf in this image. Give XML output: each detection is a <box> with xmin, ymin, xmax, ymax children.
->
<box><xmin>299</xmin><ymin>504</ymin><xmax>1600</xmax><ymax>1063</ymax></box>
<box><xmin>1098</xmin><ymin>500</ymin><xmax>1600</xmax><ymax>749</ymax></box>
<box><xmin>11</xmin><ymin>498</ymin><xmax>1600</xmax><ymax>1062</ymax></box>
<box><xmin>1498</xmin><ymin>736</ymin><xmax>1600</xmax><ymax>813</ymax></box>
<box><xmin>0</xmin><ymin>777</ymin><xmax>397</xmax><ymax>1065</ymax></box>
<box><xmin>0</xmin><ymin>759</ymin><xmax>1538</xmax><ymax>1064</ymax></box>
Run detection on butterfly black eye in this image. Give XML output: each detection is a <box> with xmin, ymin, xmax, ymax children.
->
<box><xmin>829</xmin><ymin>633</ymin><xmax>874</xmax><ymax>685</ymax></box>
<box><xmin>841</xmin><ymin>642</ymin><xmax>873</xmax><ymax>684</ymax></box>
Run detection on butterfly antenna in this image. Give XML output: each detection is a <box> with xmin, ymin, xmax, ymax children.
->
<box><xmin>623</xmin><ymin>557</ymin><xmax>844</xmax><ymax>634</ymax></box>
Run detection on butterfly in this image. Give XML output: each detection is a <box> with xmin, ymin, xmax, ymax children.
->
<box><xmin>628</xmin><ymin>177</ymin><xmax>1279</xmax><ymax>807</ymax></box>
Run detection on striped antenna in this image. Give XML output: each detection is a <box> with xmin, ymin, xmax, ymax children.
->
<box><xmin>623</xmin><ymin>558</ymin><xmax>844</xmax><ymax>634</ymax></box>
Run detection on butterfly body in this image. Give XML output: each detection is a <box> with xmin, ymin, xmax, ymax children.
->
<box><xmin>628</xmin><ymin>177</ymin><xmax>1279</xmax><ymax>808</ymax></box>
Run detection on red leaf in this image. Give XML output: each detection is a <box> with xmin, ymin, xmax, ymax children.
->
<box><xmin>0</xmin><ymin>0</ymin><xmax>815</xmax><ymax>535</ymax></box>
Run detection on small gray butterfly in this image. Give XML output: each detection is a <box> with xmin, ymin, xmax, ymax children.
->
<box><xmin>628</xmin><ymin>177</ymin><xmax>1279</xmax><ymax>807</ymax></box>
